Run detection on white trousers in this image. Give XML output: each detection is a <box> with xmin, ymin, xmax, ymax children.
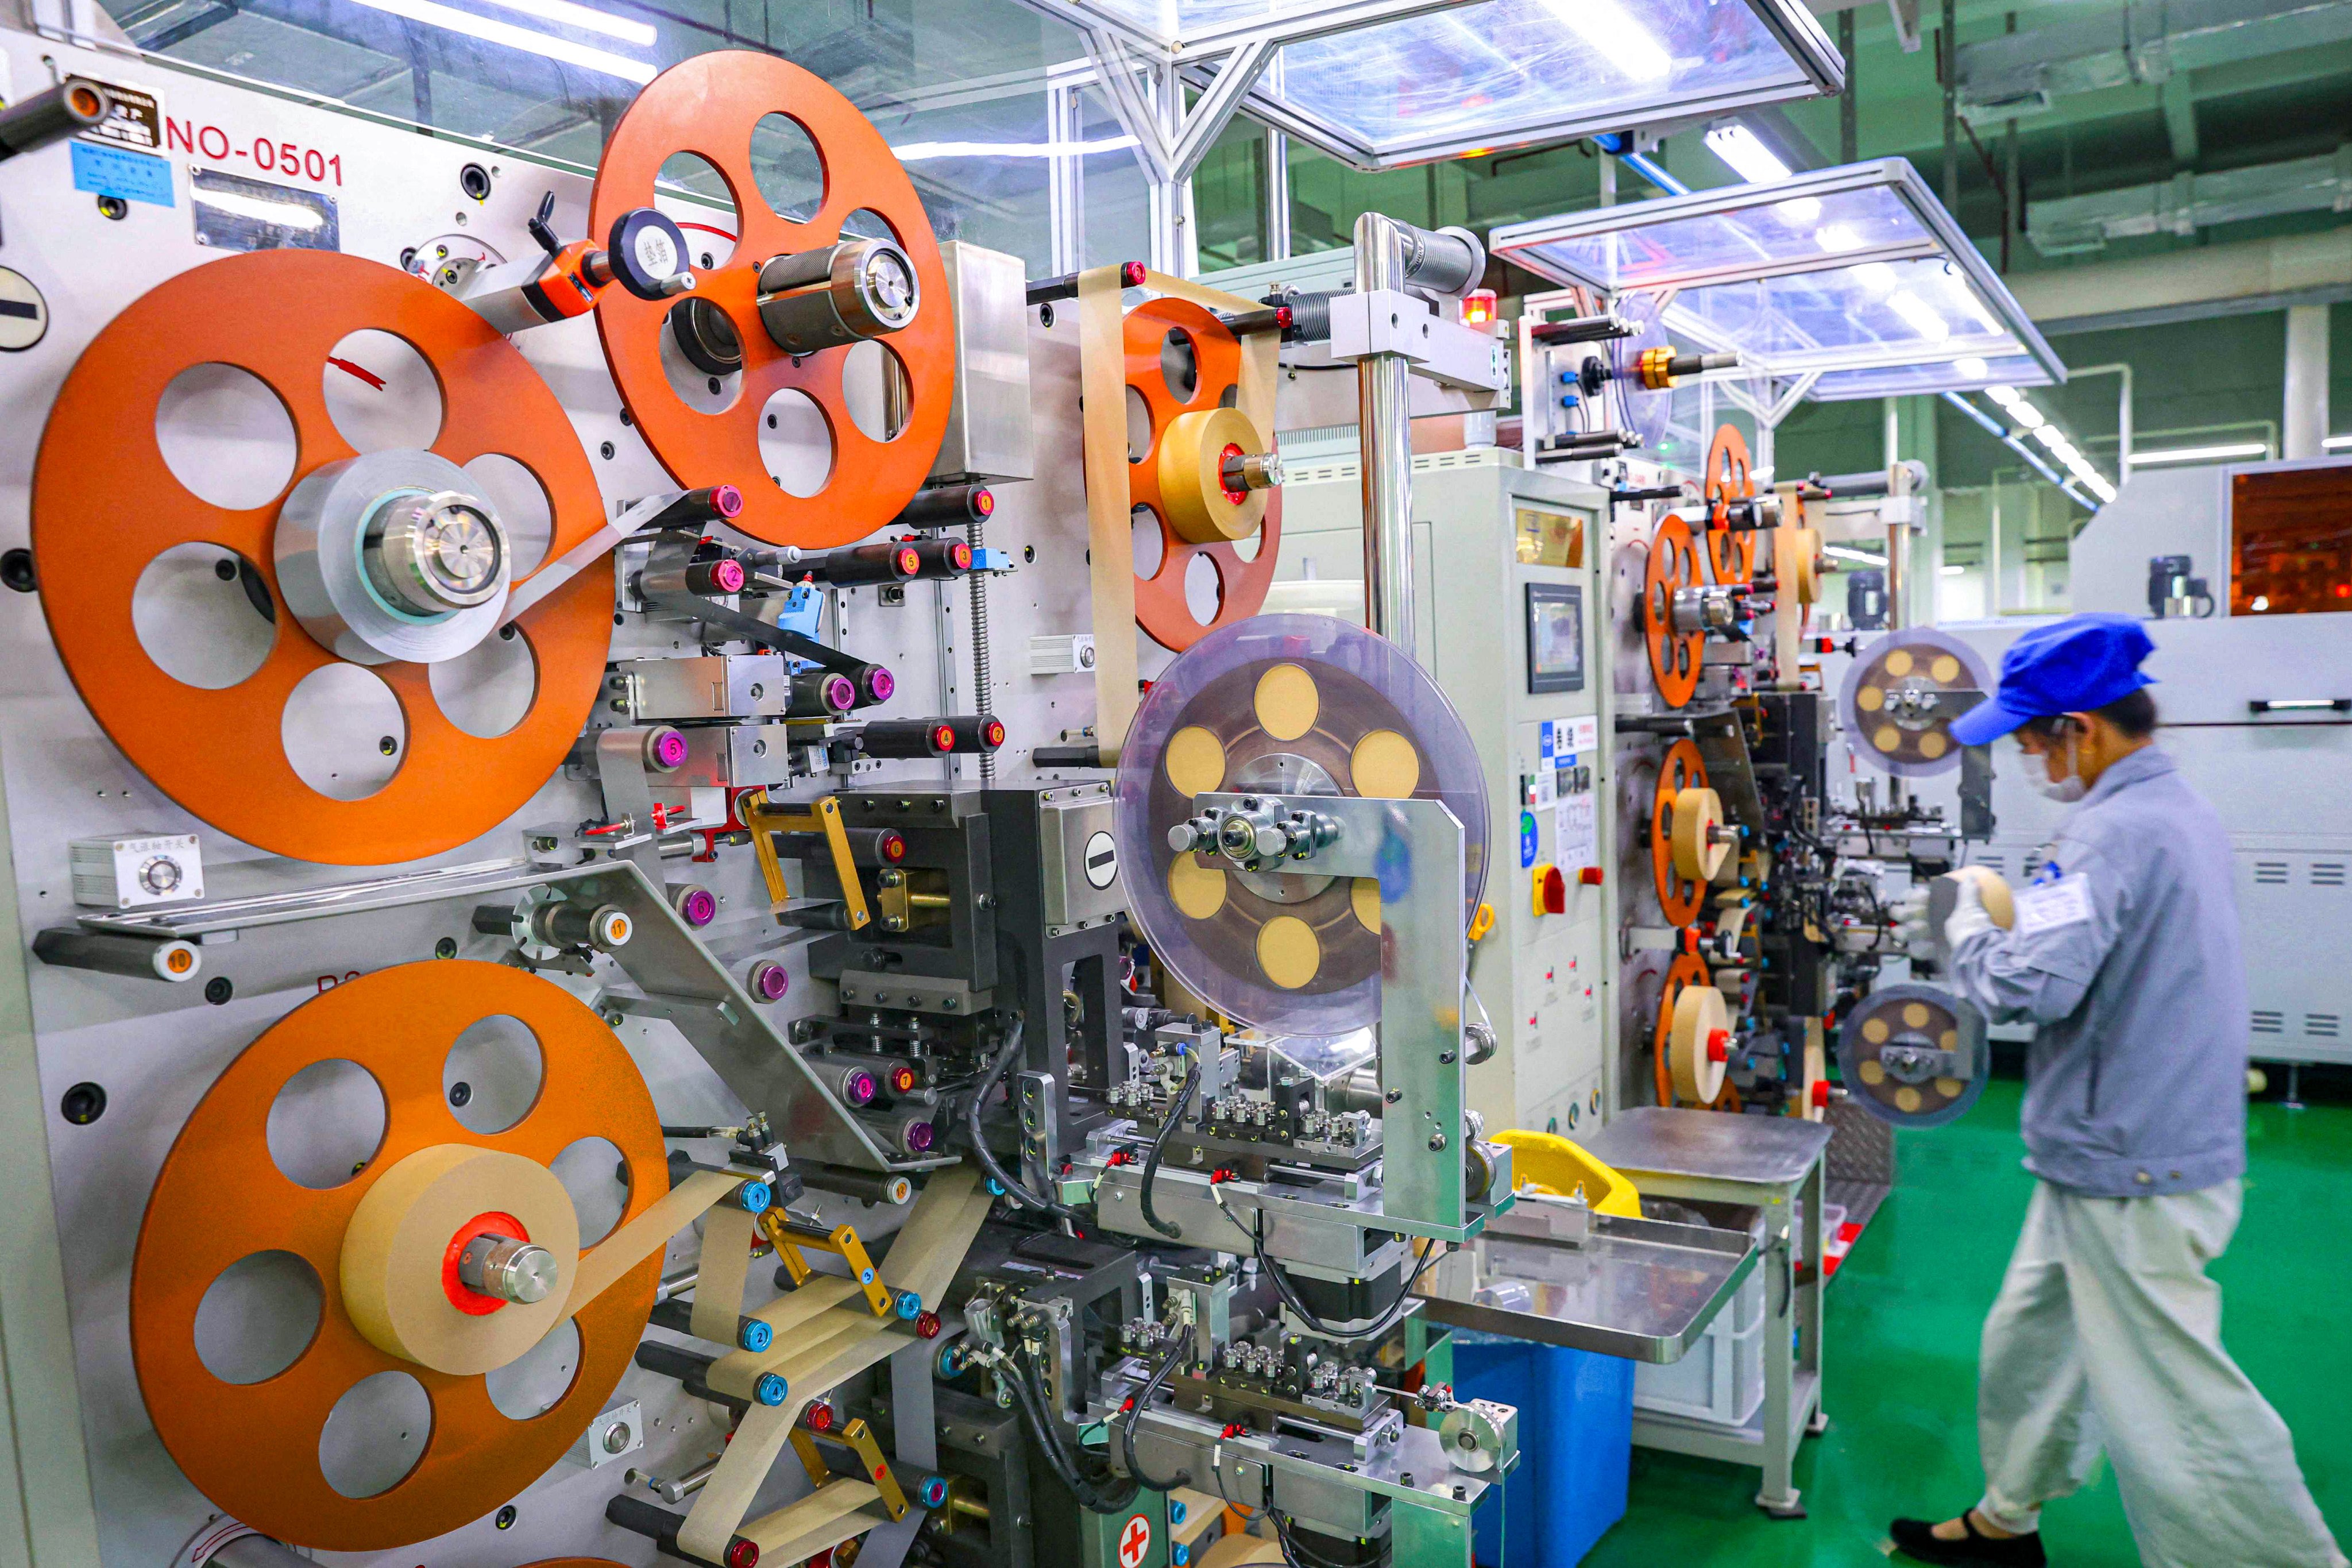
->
<box><xmin>1974</xmin><ymin>1179</ymin><xmax>2345</xmax><ymax>1568</ymax></box>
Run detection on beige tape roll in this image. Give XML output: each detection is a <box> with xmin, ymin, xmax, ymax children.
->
<box><xmin>1079</xmin><ymin>266</ymin><xmax>1279</xmax><ymax>762</ymax></box>
<box><xmin>1669</xmin><ymin>984</ymin><xmax>1731</xmax><ymax>1103</ymax></box>
<box><xmin>678</xmin><ymin>1167</ymin><xmax>997</xmax><ymax>1563</ymax></box>
<box><xmin>1160</xmin><ymin>405</ymin><xmax>1266</xmax><ymax>543</ymax></box>
<box><xmin>1791</xmin><ymin>527</ymin><xmax>1821</xmax><ymax>606</ymax></box>
<box><xmin>1956</xmin><ymin>865</ymin><xmax>2017</xmax><ymax>929</ymax></box>
<box><xmin>1201</xmin><ymin>1535</ymin><xmax>1287</xmax><ymax>1567</ymax></box>
<box><xmin>339</xmin><ymin>1144</ymin><xmax>579</xmax><ymax>1376</ymax></box>
<box><xmin>689</xmin><ymin>1206</ymin><xmax>760</xmax><ymax>1345</ymax></box>
<box><xmin>1797</xmin><ymin>1017</ymin><xmax>1828</xmax><ymax>1122</ymax></box>
<box><xmin>1669</xmin><ymin>787</ymin><xmax>1730</xmax><ymax>881</ymax></box>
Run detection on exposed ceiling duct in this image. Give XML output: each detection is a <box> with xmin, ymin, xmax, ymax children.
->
<box><xmin>1955</xmin><ymin>0</ymin><xmax>2352</xmax><ymax>120</ymax></box>
<box><xmin>2029</xmin><ymin>145</ymin><xmax>2352</xmax><ymax>253</ymax></box>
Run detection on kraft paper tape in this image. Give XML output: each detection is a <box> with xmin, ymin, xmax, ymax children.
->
<box><xmin>340</xmin><ymin>1144</ymin><xmax>580</xmax><ymax>1376</ymax></box>
<box><xmin>689</xmin><ymin>1206</ymin><xmax>762</xmax><ymax>1346</ymax></box>
<box><xmin>564</xmin><ymin>1168</ymin><xmax>744</xmax><ymax>1316</ymax></box>
<box><xmin>677</xmin><ymin>1167</ymin><xmax>995</xmax><ymax>1562</ymax></box>
<box><xmin>1669</xmin><ymin>984</ymin><xmax>1731</xmax><ymax>1104</ymax></box>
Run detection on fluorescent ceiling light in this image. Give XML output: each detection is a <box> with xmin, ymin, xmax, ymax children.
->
<box><xmin>2031</xmin><ymin>424</ymin><xmax>2064</xmax><ymax>450</ymax></box>
<box><xmin>1984</xmin><ymin>384</ymin><xmax>2022</xmax><ymax>407</ymax></box>
<box><xmin>2085</xmin><ymin>476</ymin><xmax>2118</xmax><ymax>502</ymax></box>
<box><xmin>1941</xmin><ymin>563</ymin><xmax>1966</xmax><ymax>577</ymax></box>
<box><xmin>1776</xmin><ymin>196</ymin><xmax>1822</xmax><ymax>223</ymax></box>
<box><xmin>2324</xmin><ymin>433</ymin><xmax>2352</xmax><ymax>449</ymax></box>
<box><xmin>2124</xmin><ymin>442</ymin><xmax>2269</xmax><ymax>466</ymax></box>
<box><xmin>2010</xmin><ymin>403</ymin><xmax>2046</xmax><ymax>430</ymax></box>
<box><xmin>891</xmin><ymin>136</ymin><xmax>1137</xmax><ymax>160</ymax></box>
<box><xmin>1852</xmin><ymin>260</ymin><xmax>1897</xmax><ymax>291</ymax></box>
<box><xmin>1822</xmin><ymin>544</ymin><xmax>1884</xmax><ymax>565</ymax></box>
<box><xmin>1542</xmin><ymin>0</ymin><xmax>1672</xmax><ymax>79</ymax></box>
<box><xmin>193</xmin><ymin>188</ymin><xmax>325</xmax><ymax>230</ymax></box>
<box><xmin>345</xmin><ymin>0</ymin><xmax>656</xmax><ymax>80</ymax></box>
<box><xmin>1886</xmin><ymin>289</ymin><xmax>1950</xmax><ymax>341</ymax></box>
<box><xmin>1705</xmin><ymin>123</ymin><xmax>1790</xmax><ymax>184</ymax></box>
<box><xmin>1816</xmin><ymin>224</ymin><xmax>1865</xmax><ymax>253</ymax></box>
<box><xmin>470</xmin><ymin>0</ymin><xmax>653</xmax><ymax>45</ymax></box>
<box><xmin>1954</xmin><ymin>356</ymin><xmax>1988</xmax><ymax>381</ymax></box>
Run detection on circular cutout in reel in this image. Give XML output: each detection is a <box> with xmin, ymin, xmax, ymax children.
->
<box><xmin>1642</xmin><ymin>514</ymin><xmax>1705</xmax><ymax>709</ymax></box>
<box><xmin>1836</xmin><ymin>982</ymin><xmax>1987</xmax><ymax>1128</ymax></box>
<box><xmin>589</xmin><ymin>51</ymin><xmax>954</xmax><ymax>549</ymax></box>
<box><xmin>1123</xmin><ymin>297</ymin><xmax>1282</xmax><ymax>651</ymax></box>
<box><xmin>1648</xmin><ymin>737</ymin><xmax>1713</xmax><ymax>926</ymax></box>
<box><xmin>1651</xmin><ymin>952</ymin><xmax>1731</xmax><ymax>1107</ymax></box>
<box><xmin>130</xmin><ymin>962</ymin><xmax>669</xmax><ymax>1550</ymax></box>
<box><xmin>31</xmin><ymin>249</ymin><xmax>612</xmax><ymax>866</ymax></box>
<box><xmin>1702</xmin><ymin>424</ymin><xmax>1754</xmax><ymax>585</ymax></box>
<box><xmin>1839</xmin><ymin>627</ymin><xmax>1992</xmax><ymax>777</ymax></box>
<box><xmin>1114</xmin><ymin>615</ymin><xmax>1485</xmax><ymax>1036</ymax></box>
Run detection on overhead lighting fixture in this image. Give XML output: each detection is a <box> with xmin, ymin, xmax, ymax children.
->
<box><xmin>1704</xmin><ymin>123</ymin><xmax>1791</xmax><ymax>184</ymax></box>
<box><xmin>2030</xmin><ymin>424</ymin><xmax>2064</xmax><ymax>450</ymax></box>
<box><xmin>2124</xmin><ymin>442</ymin><xmax>2270</xmax><ymax>466</ymax></box>
<box><xmin>1886</xmin><ymin>289</ymin><xmax>1950</xmax><ymax>341</ymax></box>
<box><xmin>2010</xmin><ymin>403</ymin><xmax>2046</xmax><ymax>430</ymax></box>
<box><xmin>2085</xmin><ymin>475</ymin><xmax>2118</xmax><ymax>503</ymax></box>
<box><xmin>1851</xmin><ymin>260</ymin><xmax>1898</xmax><ymax>292</ymax></box>
<box><xmin>1941</xmin><ymin>563</ymin><xmax>1966</xmax><ymax>577</ymax></box>
<box><xmin>890</xmin><ymin>135</ymin><xmax>1138</xmax><ymax>159</ymax></box>
<box><xmin>1776</xmin><ymin>196</ymin><xmax>1823</xmax><ymax>223</ymax></box>
<box><xmin>2325</xmin><ymin>433</ymin><xmax>2352</xmax><ymax>450</ymax></box>
<box><xmin>470</xmin><ymin>0</ymin><xmax>654</xmax><ymax>45</ymax></box>
<box><xmin>1543</xmin><ymin>0</ymin><xmax>1673</xmax><ymax>79</ymax></box>
<box><xmin>1822</xmin><ymin>544</ymin><xmax>1884</xmax><ymax>565</ymax></box>
<box><xmin>1984</xmin><ymin>384</ymin><xmax>2023</xmax><ymax>407</ymax></box>
<box><xmin>1816</xmin><ymin>223</ymin><xmax>1866</xmax><ymax>253</ymax></box>
<box><xmin>1953</xmin><ymin>356</ymin><xmax>1989</xmax><ymax>381</ymax></box>
<box><xmin>344</xmin><ymin>0</ymin><xmax>656</xmax><ymax>81</ymax></box>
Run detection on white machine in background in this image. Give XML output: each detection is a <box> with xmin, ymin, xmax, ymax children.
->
<box><xmin>1893</xmin><ymin>456</ymin><xmax>2352</xmax><ymax>1079</ymax></box>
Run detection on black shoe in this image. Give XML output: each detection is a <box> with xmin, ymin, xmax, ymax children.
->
<box><xmin>1889</xmin><ymin>1513</ymin><xmax>2048</xmax><ymax>1566</ymax></box>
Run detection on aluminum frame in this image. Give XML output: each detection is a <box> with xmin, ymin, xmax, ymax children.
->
<box><xmin>1490</xmin><ymin>158</ymin><xmax>2064</xmax><ymax>401</ymax></box>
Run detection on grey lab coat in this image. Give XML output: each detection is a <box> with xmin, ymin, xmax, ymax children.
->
<box><xmin>1949</xmin><ymin>746</ymin><xmax>2247</xmax><ymax>1198</ymax></box>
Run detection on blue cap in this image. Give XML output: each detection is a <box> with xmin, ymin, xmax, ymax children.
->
<box><xmin>1950</xmin><ymin>613</ymin><xmax>2156</xmax><ymax>747</ymax></box>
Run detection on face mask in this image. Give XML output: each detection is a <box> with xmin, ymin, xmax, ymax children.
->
<box><xmin>2030</xmin><ymin>733</ymin><xmax>2086</xmax><ymax>804</ymax></box>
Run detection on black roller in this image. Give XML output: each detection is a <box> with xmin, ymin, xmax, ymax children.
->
<box><xmin>800</xmin><ymin>540</ymin><xmax>922</xmax><ymax>586</ymax></box>
<box><xmin>893</xmin><ymin>482</ymin><xmax>994</xmax><ymax>530</ymax></box>
<box><xmin>0</xmin><ymin>79</ymin><xmax>111</xmax><ymax>160</ymax></box>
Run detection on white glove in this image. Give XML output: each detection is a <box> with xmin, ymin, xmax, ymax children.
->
<box><xmin>1942</xmin><ymin>868</ymin><xmax>1995</xmax><ymax>950</ymax></box>
<box><xmin>1891</xmin><ymin>887</ymin><xmax>1933</xmax><ymax>957</ymax></box>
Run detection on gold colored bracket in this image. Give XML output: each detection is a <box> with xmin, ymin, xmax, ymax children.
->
<box><xmin>758</xmin><ymin>1208</ymin><xmax>894</xmax><ymax>1316</ymax></box>
<box><xmin>740</xmin><ymin>789</ymin><xmax>870</xmax><ymax>931</ymax></box>
<box><xmin>790</xmin><ymin>1416</ymin><xmax>910</xmax><ymax>1521</ymax></box>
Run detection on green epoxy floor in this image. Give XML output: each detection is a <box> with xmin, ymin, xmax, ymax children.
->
<box><xmin>1582</xmin><ymin>1076</ymin><xmax>2352</xmax><ymax>1567</ymax></box>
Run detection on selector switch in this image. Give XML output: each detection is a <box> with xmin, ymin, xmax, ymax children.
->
<box><xmin>1531</xmin><ymin>863</ymin><xmax>1566</xmax><ymax>916</ymax></box>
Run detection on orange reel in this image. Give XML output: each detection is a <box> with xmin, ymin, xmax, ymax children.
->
<box><xmin>1653</xmin><ymin>951</ymin><xmax>1725</xmax><ymax>1107</ymax></box>
<box><xmin>130</xmin><ymin>963</ymin><xmax>669</xmax><ymax>1550</ymax></box>
<box><xmin>1649</xmin><ymin>737</ymin><xmax>1712</xmax><ymax>926</ymax></box>
<box><xmin>1642</xmin><ymin>513</ymin><xmax>1705</xmax><ymax>708</ymax></box>
<box><xmin>1703</xmin><ymin>423</ymin><xmax>1755</xmax><ymax>585</ymax></box>
<box><xmin>30</xmin><ymin>249</ymin><xmax>612</xmax><ymax>866</ymax></box>
<box><xmin>1122</xmin><ymin>297</ymin><xmax>1283</xmax><ymax>651</ymax></box>
<box><xmin>589</xmin><ymin>51</ymin><xmax>955</xmax><ymax>549</ymax></box>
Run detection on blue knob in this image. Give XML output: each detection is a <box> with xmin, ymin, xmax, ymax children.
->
<box><xmin>734</xmin><ymin>1180</ymin><xmax>773</xmax><ymax>1214</ymax></box>
<box><xmin>740</xmin><ymin>1319</ymin><xmax>773</xmax><ymax>1353</ymax></box>
<box><xmin>1558</xmin><ymin>394</ymin><xmax>1579</xmax><ymax>410</ymax></box>
<box><xmin>1173</xmin><ymin>1546</ymin><xmax>1190</xmax><ymax>1565</ymax></box>
<box><xmin>1169</xmin><ymin>1499</ymin><xmax>1188</xmax><ymax>1524</ymax></box>
<box><xmin>937</xmin><ymin>1345</ymin><xmax>967</xmax><ymax>1378</ymax></box>
<box><xmin>755</xmin><ymin>1373</ymin><xmax>789</xmax><ymax>1405</ymax></box>
<box><xmin>895</xmin><ymin>1289</ymin><xmax>922</xmax><ymax>1320</ymax></box>
<box><xmin>918</xmin><ymin>1476</ymin><xmax>949</xmax><ymax>1508</ymax></box>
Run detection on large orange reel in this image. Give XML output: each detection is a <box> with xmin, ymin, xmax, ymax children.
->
<box><xmin>590</xmin><ymin>51</ymin><xmax>955</xmax><ymax>549</ymax></box>
<box><xmin>1702</xmin><ymin>423</ymin><xmax>1755</xmax><ymax>584</ymax></box>
<box><xmin>130</xmin><ymin>963</ymin><xmax>669</xmax><ymax>1550</ymax></box>
<box><xmin>1642</xmin><ymin>513</ymin><xmax>1705</xmax><ymax>709</ymax></box>
<box><xmin>1649</xmin><ymin>737</ymin><xmax>1712</xmax><ymax>926</ymax></box>
<box><xmin>29</xmin><ymin>249</ymin><xmax>612</xmax><ymax>866</ymax></box>
<box><xmin>1122</xmin><ymin>297</ymin><xmax>1283</xmax><ymax>652</ymax></box>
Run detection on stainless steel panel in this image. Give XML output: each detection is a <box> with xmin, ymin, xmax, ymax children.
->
<box><xmin>929</xmin><ymin>241</ymin><xmax>1036</xmax><ymax>484</ymax></box>
<box><xmin>1037</xmin><ymin>786</ymin><xmax>1122</xmax><ymax>930</ymax></box>
<box><xmin>1579</xmin><ymin>1105</ymin><xmax>1834</xmax><ymax>1187</ymax></box>
<box><xmin>1415</xmin><ymin>1210</ymin><xmax>1759</xmax><ymax>1361</ymax></box>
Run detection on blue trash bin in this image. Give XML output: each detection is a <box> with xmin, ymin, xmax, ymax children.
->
<box><xmin>1452</xmin><ymin>1338</ymin><xmax>1634</xmax><ymax>1568</ymax></box>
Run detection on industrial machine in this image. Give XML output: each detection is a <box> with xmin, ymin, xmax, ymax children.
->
<box><xmin>0</xmin><ymin>32</ymin><xmax>1808</xmax><ymax>1568</ymax></box>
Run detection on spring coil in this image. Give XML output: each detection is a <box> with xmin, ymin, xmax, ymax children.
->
<box><xmin>968</xmin><ymin>516</ymin><xmax>995</xmax><ymax>781</ymax></box>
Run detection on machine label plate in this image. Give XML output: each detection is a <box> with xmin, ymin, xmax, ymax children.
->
<box><xmin>71</xmin><ymin>141</ymin><xmax>172</xmax><ymax>206</ymax></box>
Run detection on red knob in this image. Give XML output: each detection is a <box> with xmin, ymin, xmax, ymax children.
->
<box><xmin>1706</xmin><ymin>1029</ymin><xmax>1731</xmax><ymax>1064</ymax></box>
<box><xmin>1812</xmin><ymin>1080</ymin><xmax>1831</xmax><ymax>1109</ymax></box>
<box><xmin>1539</xmin><ymin>866</ymin><xmax>1567</xmax><ymax>915</ymax></box>
<box><xmin>1578</xmin><ymin>865</ymin><xmax>1604</xmax><ymax>886</ymax></box>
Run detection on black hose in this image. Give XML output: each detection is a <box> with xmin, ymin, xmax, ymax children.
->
<box><xmin>962</xmin><ymin>1023</ymin><xmax>1086</xmax><ymax>1225</ymax></box>
<box><xmin>1118</xmin><ymin>1338</ymin><xmax>1193</xmax><ymax>1491</ymax></box>
<box><xmin>1006</xmin><ymin>1348</ymin><xmax>1137</xmax><ymax>1512</ymax></box>
<box><xmin>1139</xmin><ymin>1048</ymin><xmax>1201</xmax><ymax>1239</ymax></box>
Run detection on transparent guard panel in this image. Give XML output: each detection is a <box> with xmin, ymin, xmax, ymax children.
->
<box><xmin>1255</xmin><ymin>1027</ymin><xmax>1378</xmax><ymax>1084</ymax></box>
<box><xmin>1255</xmin><ymin>0</ymin><xmax>1820</xmax><ymax>163</ymax></box>
<box><xmin>1808</xmin><ymin>354</ymin><xmax>2051</xmax><ymax>400</ymax></box>
<box><xmin>1671</xmin><ymin>254</ymin><xmax>2011</xmax><ymax>362</ymax></box>
<box><xmin>1513</xmin><ymin>183</ymin><xmax>1923</xmax><ymax>292</ymax></box>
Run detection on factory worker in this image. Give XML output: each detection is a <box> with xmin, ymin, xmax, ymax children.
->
<box><xmin>1889</xmin><ymin>613</ymin><xmax>2344</xmax><ymax>1568</ymax></box>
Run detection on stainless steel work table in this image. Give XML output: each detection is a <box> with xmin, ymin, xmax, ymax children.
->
<box><xmin>1578</xmin><ymin>1107</ymin><xmax>1835</xmax><ymax>1517</ymax></box>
